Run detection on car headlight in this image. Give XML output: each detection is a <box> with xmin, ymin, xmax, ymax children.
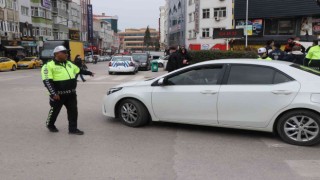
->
<box><xmin>142</xmin><ymin>63</ymin><xmax>147</xmax><ymax>65</ymax></box>
<box><xmin>107</xmin><ymin>87</ymin><xmax>123</xmax><ymax>95</ymax></box>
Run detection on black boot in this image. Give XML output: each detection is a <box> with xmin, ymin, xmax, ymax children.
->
<box><xmin>69</xmin><ymin>129</ymin><xmax>84</xmax><ymax>135</ymax></box>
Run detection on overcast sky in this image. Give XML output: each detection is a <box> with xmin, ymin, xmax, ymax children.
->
<box><xmin>92</xmin><ymin>0</ymin><xmax>165</xmax><ymax>31</ymax></box>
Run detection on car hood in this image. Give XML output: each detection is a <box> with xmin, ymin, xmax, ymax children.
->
<box><xmin>115</xmin><ymin>79</ymin><xmax>153</xmax><ymax>88</ymax></box>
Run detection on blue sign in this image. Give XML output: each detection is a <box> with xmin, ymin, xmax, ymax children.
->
<box><xmin>41</xmin><ymin>0</ymin><xmax>51</xmax><ymax>9</ymax></box>
<box><xmin>87</xmin><ymin>4</ymin><xmax>93</xmax><ymax>41</ymax></box>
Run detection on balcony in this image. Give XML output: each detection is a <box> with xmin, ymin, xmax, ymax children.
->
<box><xmin>53</xmin><ymin>24</ymin><xmax>68</xmax><ymax>32</ymax></box>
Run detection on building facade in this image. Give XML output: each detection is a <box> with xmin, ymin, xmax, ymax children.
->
<box><xmin>118</xmin><ymin>28</ymin><xmax>159</xmax><ymax>51</ymax></box>
<box><xmin>185</xmin><ymin>0</ymin><xmax>233</xmax><ymax>50</ymax></box>
<box><xmin>51</xmin><ymin>0</ymin><xmax>69</xmax><ymax>40</ymax></box>
<box><xmin>68</xmin><ymin>1</ymin><xmax>81</xmax><ymax>41</ymax></box>
<box><xmin>20</xmin><ymin>0</ymin><xmax>36</xmax><ymax>56</ymax></box>
<box><xmin>234</xmin><ymin>0</ymin><xmax>320</xmax><ymax>48</ymax></box>
<box><xmin>159</xmin><ymin>6</ymin><xmax>166</xmax><ymax>50</ymax></box>
<box><xmin>166</xmin><ymin>0</ymin><xmax>186</xmax><ymax>47</ymax></box>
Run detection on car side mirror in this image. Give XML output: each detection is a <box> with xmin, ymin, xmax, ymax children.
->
<box><xmin>158</xmin><ymin>78</ymin><xmax>166</xmax><ymax>86</ymax></box>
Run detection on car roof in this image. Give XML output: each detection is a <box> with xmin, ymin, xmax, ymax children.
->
<box><xmin>196</xmin><ymin>59</ymin><xmax>293</xmax><ymax>66</ymax></box>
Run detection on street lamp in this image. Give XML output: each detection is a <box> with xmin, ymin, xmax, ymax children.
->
<box><xmin>245</xmin><ymin>0</ymin><xmax>248</xmax><ymax>48</ymax></box>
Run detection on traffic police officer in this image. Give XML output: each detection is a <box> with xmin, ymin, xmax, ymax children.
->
<box><xmin>305</xmin><ymin>43</ymin><xmax>320</xmax><ymax>70</ymax></box>
<box><xmin>257</xmin><ymin>47</ymin><xmax>272</xmax><ymax>60</ymax></box>
<box><xmin>41</xmin><ymin>46</ymin><xmax>94</xmax><ymax>135</ymax></box>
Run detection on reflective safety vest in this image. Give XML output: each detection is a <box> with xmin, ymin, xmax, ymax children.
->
<box><xmin>258</xmin><ymin>57</ymin><xmax>272</xmax><ymax>61</ymax></box>
<box><xmin>42</xmin><ymin>60</ymin><xmax>80</xmax><ymax>81</ymax></box>
<box><xmin>306</xmin><ymin>45</ymin><xmax>320</xmax><ymax>65</ymax></box>
<box><xmin>41</xmin><ymin>59</ymin><xmax>80</xmax><ymax>96</ymax></box>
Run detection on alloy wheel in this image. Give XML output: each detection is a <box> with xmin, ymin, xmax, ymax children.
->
<box><xmin>120</xmin><ymin>103</ymin><xmax>139</xmax><ymax>124</ymax></box>
<box><xmin>284</xmin><ymin>115</ymin><xmax>319</xmax><ymax>142</ymax></box>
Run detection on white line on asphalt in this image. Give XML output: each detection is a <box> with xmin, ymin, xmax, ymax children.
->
<box><xmin>0</xmin><ymin>76</ymin><xmax>32</xmax><ymax>81</ymax></box>
<box><xmin>92</xmin><ymin>76</ymin><xmax>108</xmax><ymax>81</ymax></box>
<box><xmin>112</xmin><ymin>76</ymin><xmax>130</xmax><ymax>81</ymax></box>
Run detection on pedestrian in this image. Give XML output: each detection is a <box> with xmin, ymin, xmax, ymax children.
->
<box><xmin>306</xmin><ymin>40</ymin><xmax>318</xmax><ymax>53</ymax></box>
<box><xmin>179</xmin><ymin>46</ymin><xmax>192</xmax><ymax>67</ymax></box>
<box><xmin>293</xmin><ymin>37</ymin><xmax>306</xmax><ymax>53</ymax></box>
<box><xmin>284</xmin><ymin>38</ymin><xmax>295</xmax><ymax>53</ymax></box>
<box><xmin>285</xmin><ymin>46</ymin><xmax>305</xmax><ymax>65</ymax></box>
<box><xmin>257</xmin><ymin>47</ymin><xmax>272</xmax><ymax>60</ymax></box>
<box><xmin>41</xmin><ymin>46</ymin><xmax>94</xmax><ymax>135</ymax></box>
<box><xmin>74</xmin><ymin>55</ymin><xmax>86</xmax><ymax>82</ymax></box>
<box><xmin>269</xmin><ymin>42</ymin><xmax>286</xmax><ymax>60</ymax></box>
<box><xmin>305</xmin><ymin>44</ymin><xmax>320</xmax><ymax>70</ymax></box>
<box><xmin>93</xmin><ymin>55</ymin><xmax>98</xmax><ymax>64</ymax></box>
<box><xmin>265</xmin><ymin>39</ymin><xmax>274</xmax><ymax>56</ymax></box>
<box><xmin>166</xmin><ymin>46</ymin><xmax>182</xmax><ymax>72</ymax></box>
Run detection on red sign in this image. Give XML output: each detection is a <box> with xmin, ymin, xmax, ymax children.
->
<box><xmin>212</xmin><ymin>29</ymin><xmax>244</xmax><ymax>39</ymax></box>
<box><xmin>84</xmin><ymin>46</ymin><xmax>98</xmax><ymax>52</ymax></box>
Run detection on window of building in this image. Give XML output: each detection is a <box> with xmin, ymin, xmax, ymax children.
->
<box><xmin>278</xmin><ymin>19</ymin><xmax>296</xmax><ymax>35</ymax></box>
<box><xmin>189</xmin><ymin>30</ymin><xmax>192</xmax><ymax>39</ymax></box>
<box><xmin>31</xmin><ymin>7</ymin><xmax>39</xmax><ymax>17</ymax></box>
<box><xmin>214</xmin><ymin>7</ymin><xmax>227</xmax><ymax>18</ymax></box>
<box><xmin>188</xmin><ymin>0</ymin><xmax>193</xmax><ymax>6</ymax></box>
<box><xmin>265</xmin><ymin>19</ymin><xmax>278</xmax><ymax>35</ymax></box>
<box><xmin>189</xmin><ymin>13</ymin><xmax>194</xmax><ymax>22</ymax></box>
<box><xmin>202</xmin><ymin>9</ymin><xmax>210</xmax><ymax>19</ymax></box>
<box><xmin>6</xmin><ymin>0</ymin><xmax>13</xmax><ymax>9</ymax></box>
<box><xmin>13</xmin><ymin>0</ymin><xmax>17</xmax><ymax>10</ymax></box>
<box><xmin>193</xmin><ymin>30</ymin><xmax>197</xmax><ymax>38</ymax></box>
<box><xmin>45</xmin><ymin>10</ymin><xmax>52</xmax><ymax>19</ymax></box>
<box><xmin>202</xmin><ymin>28</ymin><xmax>210</xmax><ymax>38</ymax></box>
<box><xmin>21</xmin><ymin>6</ymin><xmax>29</xmax><ymax>16</ymax></box>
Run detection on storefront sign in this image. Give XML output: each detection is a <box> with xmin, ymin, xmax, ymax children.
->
<box><xmin>87</xmin><ymin>5</ymin><xmax>93</xmax><ymax>41</ymax></box>
<box><xmin>212</xmin><ymin>29</ymin><xmax>244</xmax><ymax>39</ymax></box>
<box><xmin>21</xmin><ymin>37</ymin><xmax>35</xmax><ymax>41</ymax></box>
<box><xmin>194</xmin><ymin>0</ymin><xmax>200</xmax><ymax>33</ymax></box>
<box><xmin>21</xmin><ymin>41</ymin><xmax>37</xmax><ymax>47</ymax></box>
<box><xmin>236</xmin><ymin>19</ymin><xmax>263</xmax><ymax>36</ymax></box>
<box><xmin>69</xmin><ymin>30</ymin><xmax>80</xmax><ymax>41</ymax></box>
<box><xmin>41</xmin><ymin>0</ymin><xmax>51</xmax><ymax>9</ymax></box>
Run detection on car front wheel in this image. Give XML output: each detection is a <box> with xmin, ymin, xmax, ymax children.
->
<box><xmin>277</xmin><ymin>110</ymin><xmax>320</xmax><ymax>146</ymax></box>
<box><xmin>11</xmin><ymin>65</ymin><xmax>16</xmax><ymax>71</ymax></box>
<box><xmin>118</xmin><ymin>99</ymin><xmax>149</xmax><ymax>127</ymax></box>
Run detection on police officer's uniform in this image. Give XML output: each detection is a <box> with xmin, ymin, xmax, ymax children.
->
<box><xmin>41</xmin><ymin>46</ymin><xmax>93</xmax><ymax>134</ymax></box>
<box><xmin>306</xmin><ymin>45</ymin><xmax>320</xmax><ymax>70</ymax></box>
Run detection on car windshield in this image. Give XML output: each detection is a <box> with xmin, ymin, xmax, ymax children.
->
<box><xmin>41</xmin><ymin>49</ymin><xmax>54</xmax><ymax>57</ymax></box>
<box><xmin>291</xmin><ymin>64</ymin><xmax>320</xmax><ymax>76</ymax></box>
<box><xmin>132</xmin><ymin>54</ymin><xmax>148</xmax><ymax>62</ymax></box>
<box><xmin>112</xmin><ymin>57</ymin><xmax>131</xmax><ymax>61</ymax></box>
<box><xmin>21</xmin><ymin>58</ymin><xmax>34</xmax><ymax>61</ymax></box>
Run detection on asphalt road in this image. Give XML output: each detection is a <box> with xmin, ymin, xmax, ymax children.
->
<box><xmin>0</xmin><ymin>62</ymin><xmax>320</xmax><ymax>180</ymax></box>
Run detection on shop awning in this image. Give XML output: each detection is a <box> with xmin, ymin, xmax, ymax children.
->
<box><xmin>4</xmin><ymin>46</ymin><xmax>25</xmax><ymax>50</ymax></box>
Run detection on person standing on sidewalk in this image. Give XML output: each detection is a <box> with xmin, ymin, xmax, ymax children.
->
<box><xmin>74</xmin><ymin>55</ymin><xmax>86</xmax><ymax>82</ymax></box>
<box><xmin>41</xmin><ymin>46</ymin><xmax>94</xmax><ymax>135</ymax></box>
<box><xmin>179</xmin><ymin>46</ymin><xmax>192</xmax><ymax>67</ymax></box>
<box><xmin>166</xmin><ymin>46</ymin><xmax>182</xmax><ymax>72</ymax></box>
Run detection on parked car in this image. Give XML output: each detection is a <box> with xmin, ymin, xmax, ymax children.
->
<box><xmin>17</xmin><ymin>57</ymin><xmax>43</xmax><ymax>69</ymax></box>
<box><xmin>108</xmin><ymin>56</ymin><xmax>139</xmax><ymax>75</ymax></box>
<box><xmin>0</xmin><ymin>57</ymin><xmax>17</xmax><ymax>71</ymax></box>
<box><xmin>154</xmin><ymin>55</ymin><xmax>169</xmax><ymax>68</ymax></box>
<box><xmin>102</xmin><ymin>59</ymin><xmax>320</xmax><ymax>146</ymax></box>
<box><xmin>132</xmin><ymin>53</ymin><xmax>151</xmax><ymax>71</ymax></box>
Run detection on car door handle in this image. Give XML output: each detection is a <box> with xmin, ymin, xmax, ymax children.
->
<box><xmin>271</xmin><ymin>90</ymin><xmax>293</xmax><ymax>95</ymax></box>
<box><xmin>200</xmin><ymin>90</ymin><xmax>218</xmax><ymax>94</ymax></box>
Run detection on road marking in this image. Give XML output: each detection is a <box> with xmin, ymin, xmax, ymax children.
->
<box><xmin>286</xmin><ymin>160</ymin><xmax>320</xmax><ymax>178</ymax></box>
<box><xmin>112</xmin><ymin>76</ymin><xmax>130</xmax><ymax>81</ymax></box>
<box><xmin>260</xmin><ymin>138</ymin><xmax>296</xmax><ymax>148</ymax></box>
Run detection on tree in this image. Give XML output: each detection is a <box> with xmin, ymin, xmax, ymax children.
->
<box><xmin>144</xmin><ymin>26</ymin><xmax>151</xmax><ymax>51</ymax></box>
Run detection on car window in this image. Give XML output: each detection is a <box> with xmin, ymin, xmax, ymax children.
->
<box><xmin>167</xmin><ymin>66</ymin><xmax>223</xmax><ymax>85</ymax></box>
<box><xmin>132</xmin><ymin>54</ymin><xmax>148</xmax><ymax>62</ymax></box>
<box><xmin>227</xmin><ymin>65</ymin><xmax>274</xmax><ymax>85</ymax></box>
<box><xmin>274</xmin><ymin>72</ymin><xmax>292</xmax><ymax>84</ymax></box>
<box><xmin>112</xmin><ymin>57</ymin><xmax>131</xmax><ymax>61</ymax></box>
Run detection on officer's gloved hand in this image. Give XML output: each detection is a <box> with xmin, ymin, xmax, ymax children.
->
<box><xmin>53</xmin><ymin>95</ymin><xmax>60</xmax><ymax>101</ymax></box>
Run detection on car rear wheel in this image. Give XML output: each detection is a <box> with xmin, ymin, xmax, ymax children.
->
<box><xmin>11</xmin><ymin>65</ymin><xmax>16</xmax><ymax>71</ymax></box>
<box><xmin>118</xmin><ymin>99</ymin><xmax>149</xmax><ymax>127</ymax></box>
<box><xmin>277</xmin><ymin>110</ymin><xmax>320</xmax><ymax>146</ymax></box>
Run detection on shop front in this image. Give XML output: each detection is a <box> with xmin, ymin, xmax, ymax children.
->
<box><xmin>0</xmin><ymin>40</ymin><xmax>26</xmax><ymax>61</ymax></box>
<box><xmin>21</xmin><ymin>37</ymin><xmax>37</xmax><ymax>57</ymax></box>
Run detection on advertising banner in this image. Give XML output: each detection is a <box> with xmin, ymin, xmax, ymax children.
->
<box><xmin>236</xmin><ymin>19</ymin><xmax>263</xmax><ymax>36</ymax></box>
<box><xmin>300</xmin><ymin>17</ymin><xmax>313</xmax><ymax>35</ymax></box>
<box><xmin>194</xmin><ymin>0</ymin><xmax>200</xmax><ymax>33</ymax></box>
<box><xmin>212</xmin><ymin>29</ymin><xmax>244</xmax><ymax>39</ymax></box>
<box><xmin>312</xmin><ymin>17</ymin><xmax>320</xmax><ymax>35</ymax></box>
<box><xmin>87</xmin><ymin>4</ymin><xmax>93</xmax><ymax>41</ymax></box>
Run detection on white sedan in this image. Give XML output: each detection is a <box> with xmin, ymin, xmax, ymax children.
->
<box><xmin>102</xmin><ymin>59</ymin><xmax>320</xmax><ymax>146</ymax></box>
<box><xmin>108</xmin><ymin>56</ymin><xmax>139</xmax><ymax>75</ymax></box>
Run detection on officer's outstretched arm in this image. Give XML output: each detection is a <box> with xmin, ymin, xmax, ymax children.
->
<box><xmin>41</xmin><ymin>64</ymin><xmax>58</xmax><ymax>96</ymax></box>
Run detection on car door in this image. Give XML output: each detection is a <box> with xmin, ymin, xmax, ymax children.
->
<box><xmin>218</xmin><ymin>64</ymin><xmax>300</xmax><ymax>128</ymax></box>
<box><xmin>152</xmin><ymin>64</ymin><xmax>225</xmax><ymax>125</ymax></box>
<box><xmin>2</xmin><ymin>58</ymin><xmax>9</xmax><ymax>70</ymax></box>
<box><xmin>0</xmin><ymin>59</ymin><xmax>4</xmax><ymax>70</ymax></box>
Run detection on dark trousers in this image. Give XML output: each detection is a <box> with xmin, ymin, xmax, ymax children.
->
<box><xmin>75</xmin><ymin>73</ymin><xmax>85</xmax><ymax>81</ymax></box>
<box><xmin>46</xmin><ymin>93</ymin><xmax>78</xmax><ymax>131</ymax></box>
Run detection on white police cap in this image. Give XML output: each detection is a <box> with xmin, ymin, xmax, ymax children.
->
<box><xmin>53</xmin><ymin>46</ymin><xmax>68</xmax><ymax>53</ymax></box>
